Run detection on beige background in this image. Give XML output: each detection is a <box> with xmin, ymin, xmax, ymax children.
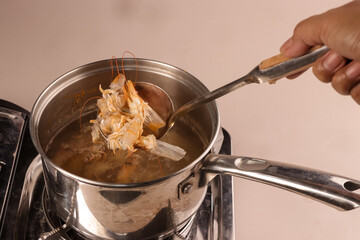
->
<box><xmin>1</xmin><ymin>0</ymin><xmax>360</xmax><ymax>239</ymax></box>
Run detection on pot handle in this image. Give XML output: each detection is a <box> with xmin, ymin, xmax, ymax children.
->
<box><xmin>202</xmin><ymin>154</ymin><xmax>360</xmax><ymax>211</ymax></box>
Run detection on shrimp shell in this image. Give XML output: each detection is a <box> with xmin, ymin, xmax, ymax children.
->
<box><xmin>90</xmin><ymin>74</ymin><xmax>186</xmax><ymax>161</ymax></box>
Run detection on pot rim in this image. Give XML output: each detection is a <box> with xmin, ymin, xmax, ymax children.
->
<box><xmin>30</xmin><ymin>58</ymin><xmax>221</xmax><ymax>188</ymax></box>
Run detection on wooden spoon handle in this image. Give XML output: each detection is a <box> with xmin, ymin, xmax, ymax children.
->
<box><xmin>259</xmin><ymin>45</ymin><xmax>324</xmax><ymax>70</ymax></box>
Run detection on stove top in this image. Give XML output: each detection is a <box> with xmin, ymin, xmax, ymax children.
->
<box><xmin>0</xmin><ymin>99</ymin><xmax>234</xmax><ymax>240</ymax></box>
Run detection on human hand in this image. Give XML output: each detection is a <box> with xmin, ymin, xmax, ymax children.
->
<box><xmin>280</xmin><ymin>0</ymin><xmax>360</xmax><ymax>104</ymax></box>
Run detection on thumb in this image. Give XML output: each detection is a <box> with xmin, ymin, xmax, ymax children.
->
<box><xmin>280</xmin><ymin>15</ymin><xmax>326</xmax><ymax>58</ymax></box>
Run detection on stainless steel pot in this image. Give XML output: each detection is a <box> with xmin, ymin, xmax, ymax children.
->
<box><xmin>30</xmin><ymin>58</ymin><xmax>360</xmax><ymax>240</ymax></box>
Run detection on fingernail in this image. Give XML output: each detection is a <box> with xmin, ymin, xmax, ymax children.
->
<box><xmin>345</xmin><ymin>61</ymin><xmax>360</xmax><ymax>79</ymax></box>
<box><xmin>322</xmin><ymin>51</ymin><xmax>343</xmax><ymax>72</ymax></box>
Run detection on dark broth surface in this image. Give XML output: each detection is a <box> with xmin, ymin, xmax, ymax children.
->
<box><xmin>45</xmin><ymin>112</ymin><xmax>205</xmax><ymax>183</ymax></box>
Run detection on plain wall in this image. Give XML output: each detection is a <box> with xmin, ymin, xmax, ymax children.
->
<box><xmin>1</xmin><ymin>0</ymin><xmax>360</xmax><ymax>239</ymax></box>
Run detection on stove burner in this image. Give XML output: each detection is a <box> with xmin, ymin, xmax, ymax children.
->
<box><xmin>41</xmin><ymin>188</ymin><xmax>82</xmax><ymax>240</ymax></box>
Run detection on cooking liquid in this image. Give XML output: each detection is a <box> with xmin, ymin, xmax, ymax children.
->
<box><xmin>45</xmin><ymin>111</ymin><xmax>205</xmax><ymax>183</ymax></box>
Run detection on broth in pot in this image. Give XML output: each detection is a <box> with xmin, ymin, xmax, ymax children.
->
<box><xmin>45</xmin><ymin>110</ymin><xmax>206</xmax><ymax>183</ymax></box>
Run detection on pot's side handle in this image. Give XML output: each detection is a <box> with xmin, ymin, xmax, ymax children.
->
<box><xmin>202</xmin><ymin>154</ymin><xmax>360</xmax><ymax>211</ymax></box>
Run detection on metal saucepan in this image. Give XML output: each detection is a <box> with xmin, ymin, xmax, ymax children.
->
<box><xmin>30</xmin><ymin>58</ymin><xmax>360</xmax><ymax>239</ymax></box>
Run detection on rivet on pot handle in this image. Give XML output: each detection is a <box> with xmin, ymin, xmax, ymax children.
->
<box><xmin>202</xmin><ymin>154</ymin><xmax>360</xmax><ymax>211</ymax></box>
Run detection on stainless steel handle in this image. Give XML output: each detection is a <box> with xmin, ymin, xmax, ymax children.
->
<box><xmin>253</xmin><ymin>45</ymin><xmax>330</xmax><ymax>83</ymax></box>
<box><xmin>202</xmin><ymin>154</ymin><xmax>360</xmax><ymax>211</ymax></box>
<box><xmin>167</xmin><ymin>46</ymin><xmax>330</xmax><ymax>125</ymax></box>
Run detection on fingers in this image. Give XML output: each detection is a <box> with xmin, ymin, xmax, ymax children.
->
<box><xmin>350</xmin><ymin>81</ymin><xmax>360</xmax><ymax>105</ymax></box>
<box><xmin>312</xmin><ymin>51</ymin><xmax>347</xmax><ymax>83</ymax></box>
<box><xmin>279</xmin><ymin>1</ymin><xmax>360</xmax><ymax>104</ymax></box>
<box><xmin>345</xmin><ymin>61</ymin><xmax>360</xmax><ymax>104</ymax></box>
<box><xmin>313</xmin><ymin>51</ymin><xmax>360</xmax><ymax>104</ymax></box>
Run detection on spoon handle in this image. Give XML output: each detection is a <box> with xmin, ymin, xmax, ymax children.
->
<box><xmin>259</xmin><ymin>45</ymin><xmax>325</xmax><ymax>70</ymax></box>
<box><xmin>254</xmin><ymin>45</ymin><xmax>330</xmax><ymax>83</ymax></box>
<box><xmin>169</xmin><ymin>45</ymin><xmax>330</xmax><ymax>124</ymax></box>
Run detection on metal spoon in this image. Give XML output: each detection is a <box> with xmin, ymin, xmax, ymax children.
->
<box><xmin>151</xmin><ymin>45</ymin><xmax>330</xmax><ymax>139</ymax></box>
<box><xmin>135</xmin><ymin>82</ymin><xmax>174</xmax><ymax>123</ymax></box>
<box><xmin>99</xmin><ymin>46</ymin><xmax>329</xmax><ymax>140</ymax></box>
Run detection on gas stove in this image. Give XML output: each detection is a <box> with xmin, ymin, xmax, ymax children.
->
<box><xmin>0</xmin><ymin>99</ymin><xmax>234</xmax><ymax>240</ymax></box>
